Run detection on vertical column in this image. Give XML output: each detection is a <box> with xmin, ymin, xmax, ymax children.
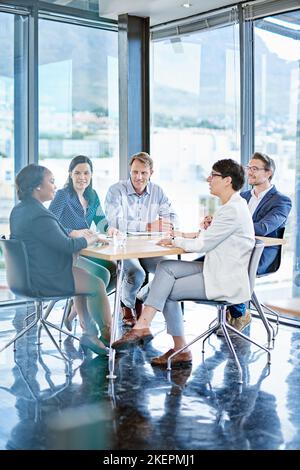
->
<box><xmin>118</xmin><ymin>14</ymin><xmax>150</xmax><ymax>179</ymax></box>
<box><xmin>239</xmin><ymin>5</ymin><xmax>254</xmax><ymax>178</ymax></box>
<box><xmin>28</xmin><ymin>2</ymin><xmax>38</xmax><ymax>164</ymax></box>
<box><xmin>14</xmin><ymin>14</ymin><xmax>28</xmax><ymax>175</ymax></box>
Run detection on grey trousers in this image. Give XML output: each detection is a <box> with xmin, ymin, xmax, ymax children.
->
<box><xmin>122</xmin><ymin>256</ymin><xmax>165</xmax><ymax>308</ymax></box>
<box><xmin>146</xmin><ymin>259</ymin><xmax>207</xmax><ymax>337</ymax></box>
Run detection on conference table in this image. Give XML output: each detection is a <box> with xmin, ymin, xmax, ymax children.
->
<box><xmin>80</xmin><ymin>234</ymin><xmax>285</xmax><ymax>379</ymax></box>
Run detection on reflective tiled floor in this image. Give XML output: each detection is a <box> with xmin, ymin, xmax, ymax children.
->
<box><xmin>0</xmin><ymin>302</ymin><xmax>300</xmax><ymax>450</ymax></box>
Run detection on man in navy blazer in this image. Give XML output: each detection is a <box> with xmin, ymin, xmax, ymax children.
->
<box><xmin>226</xmin><ymin>152</ymin><xmax>292</xmax><ymax>329</ymax></box>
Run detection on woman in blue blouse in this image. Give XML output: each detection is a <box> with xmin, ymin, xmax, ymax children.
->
<box><xmin>49</xmin><ymin>155</ymin><xmax>117</xmax><ymax>330</ymax></box>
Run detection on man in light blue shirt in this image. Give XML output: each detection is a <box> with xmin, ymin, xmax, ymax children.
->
<box><xmin>105</xmin><ymin>152</ymin><xmax>179</xmax><ymax>326</ymax></box>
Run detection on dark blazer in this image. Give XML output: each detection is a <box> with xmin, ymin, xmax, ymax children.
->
<box><xmin>241</xmin><ymin>186</ymin><xmax>292</xmax><ymax>275</ymax></box>
<box><xmin>10</xmin><ymin>197</ymin><xmax>87</xmax><ymax>296</ymax></box>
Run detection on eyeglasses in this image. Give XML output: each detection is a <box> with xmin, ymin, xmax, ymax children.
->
<box><xmin>208</xmin><ymin>171</ymin><xmax>223</xmax><ymax>178</ymax></box>
<box><xmin>245</xmin><ymin>166</ymin><xmax>266</xmax><ymax>173</ymax></box>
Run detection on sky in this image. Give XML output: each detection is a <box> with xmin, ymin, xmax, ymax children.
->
<box><xmin>256</xmin><ymin>29</ymin><xmax>299</xmax><ymax>62</ymax></box>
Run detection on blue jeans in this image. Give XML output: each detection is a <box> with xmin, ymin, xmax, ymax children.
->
<box><xmin>229</xmin><ymin>303</ymin><xmax>246</xmax><ymax>318</ymax></box>
<box><xmin>122</xmin><ymin>256</ymin><xmax>165</xmax><ymax>308</ymax></box>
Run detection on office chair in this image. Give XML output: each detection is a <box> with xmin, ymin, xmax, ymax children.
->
<box><xmin>166</xmin><ymin>240</ymin><xmax>271</xmax><ymax>384</ymax></box>
<box><xmin>251</xmin><ymin>227</ymin><xmax>285</xmax><ymax>345</ymax></box>
<box><xmin>0</xmin><ymin>238</ymin><xmax>91</xmax><ymax>361</ymax></box>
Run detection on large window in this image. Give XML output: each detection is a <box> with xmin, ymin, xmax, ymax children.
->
<box><xmin>150</xmin><ymin>24</ymin><xmax>240</xmax><ymax>230</ymax></box>
<box><xmin>0</xmin><ymin>8</ymin><xmax>118</xmax><ymax>304</ymax></box>
<box><xmin>0</xmin><ymin>11</ymin><xmax>26</xmax><ymax>301</ymax></box>
<box><xmin>0</xmin><ymin>13</ymin><xmax>14</xmax><ymax>238</ymax></box>
<box><xmin>254</xmin><ymin>11</ymin><xmax>300</xmax><ymax>306</ymax></box>
<box><xmin>39</xmin><ymin>19</ymin><xmax>119</xmax><ymax>203</ymax></box>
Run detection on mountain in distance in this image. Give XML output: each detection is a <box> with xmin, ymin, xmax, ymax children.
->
<box><xmin>1</xmin><ymin>12</ymin><xmax>297</xmax><ymax>124</ymax></box>
<box><xmin>152</xmin><ymin>32</ymin><xmax>297</xmax><ymax>124</ymax></box>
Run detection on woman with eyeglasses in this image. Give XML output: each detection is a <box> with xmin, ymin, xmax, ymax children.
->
<box><xmin>49</xmin><ymin>155</ymin><xmax>118</xmax><ymax>334</ymax></box>
<box><xmin>10</xmin><ymin>164</ymin><xmax>112</xmax><ymax>356</ymax></box>
<box><xmin>111</xmin><ymin>159</ymin><xmax>255</xmax><ymax>367</ymax></box>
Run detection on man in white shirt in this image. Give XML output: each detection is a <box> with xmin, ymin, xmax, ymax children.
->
<box><xmin>105</xmin><ymin>152</ymin><xmax>179</xmax><ymax>327</ymax></box>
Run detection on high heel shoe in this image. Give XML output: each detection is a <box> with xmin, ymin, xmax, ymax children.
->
<box><xmin>63</xmin><ymin>337</ymin><xmax>83</xmax><ymax>360</ymax></box>
<box><xmin>64</xmin><ymin>314</ymin><xmax>73</xmax><ymax>332</ymax></box>
<box><xmin>99</xmin><ymin>336</ymin><xmax>110</xmax><ymax>347</ymax></box>
<box><xmin>80</xmin><ymin>335</ymin><xmax>109</xmax><ymax>357</ymax></box>
<box><xmin>99</xmin><ymin>325</ymin><xmax>111</xmax><ymax>348</ymax></box>
<box><xmin>64</xmin><ymin>300</ymin><xmax>76</xmax><ymax>332</ymax></box>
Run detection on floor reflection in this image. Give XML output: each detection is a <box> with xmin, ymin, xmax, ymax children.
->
<box><xmin>185</xmin><ymin>338</ymin><xmax>282</xmax><ymax>449</ymax></box>
<box><xmin>0</xmin><ymin>303</ymin><xmax>299</xmax><ymax>450</ymax></box>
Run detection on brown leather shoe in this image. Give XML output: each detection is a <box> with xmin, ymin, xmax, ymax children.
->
<box><xmin>121</xmin><ymin>306</ymin><xmax>136</xmax><ymax>327</ymax></box>
<box><xmin>135</xmin><ymin>299</ymin><xmax>143</xmax><ymax>320</ymax></box>
<box><xmin>151</xmin><ymin>348</ymin><xmax>192</xmax><ymax>368</ymax></box>
<box><xmin>112</xmin><ymin>328</ymin><xmax>153</xmax><ymax>351</ymax></box>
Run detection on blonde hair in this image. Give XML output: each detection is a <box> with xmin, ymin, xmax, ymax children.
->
<box><xmin>129</xmin><ymin>152</ymin><xmax>153</xmax><ymax>171</ymax></box>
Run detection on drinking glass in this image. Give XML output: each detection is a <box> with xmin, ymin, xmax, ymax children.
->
<box><xmin>113</xmin><ymin>231</ymin><xmax>127</xmax><ymax>248</ymax></box>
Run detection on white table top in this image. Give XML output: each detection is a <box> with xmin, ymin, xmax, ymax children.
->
<box><xmin>80</xmin><ymin>235</ymin><xmax>184</xmax><ymax>261</ymax></box>
<box><xmin>80</xmin><ymin>234</ymin><xmax>285</xmax><ymax>261</ymax></box>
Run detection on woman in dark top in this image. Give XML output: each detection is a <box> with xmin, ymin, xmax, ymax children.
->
<box><xmin>49</xmin><ymin>155</ymin><xmax>117</xmax><ymax>330</ymax></box>
<box><xmin>10</xmin><ymin>163</ymin><xmax>112</xmax><ymax>355</ymax></box>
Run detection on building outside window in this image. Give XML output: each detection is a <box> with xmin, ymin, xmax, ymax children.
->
<box><xmin>0</xmin><ymin>7</ymin><xmax>118</xmax><ymax>302</ymax></box>
<box><xmin>0</xmin><ymin>11</ymin><xmax>21</xmax><ymax>300</ymax></box>
<box><xmin>150</xmin><ymin>24</ymin><xmax>240</xmax><ymax>231</ymax></box>
<box><xmin>254</xmin><ymin>10</ymin><xmax>300</xmax><ymax>309</ymax></box>
<box><xmin>39</xmin><ymin>19</ymin><xmax>119</xmax><ymax>204</ymax></box>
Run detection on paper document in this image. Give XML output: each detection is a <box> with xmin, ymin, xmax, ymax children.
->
<box><xmin>127</xmin><ymin>231</ymin><xmax>165</xmax><ymax>236</ymax></box>
<box><xmin>96</xmin><ymin>233</ymin><xmax>112</xmax><ymax>239</ymax></box>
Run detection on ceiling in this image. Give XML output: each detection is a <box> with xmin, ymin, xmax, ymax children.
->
<box><xmin>98</xmin><ymin>0</ymin><xmax>239</xmax><ymax>26</ymax></box>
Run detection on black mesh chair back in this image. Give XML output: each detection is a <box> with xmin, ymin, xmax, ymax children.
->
<box><xmin>270</xmin><ymin>226</ymin><xmax>285</xmax><ymax>273</ymax></box>
<box><xmin>258</xmin><ymin>227</ymin><xmax>285</xmax><ymax>277</ymax></box>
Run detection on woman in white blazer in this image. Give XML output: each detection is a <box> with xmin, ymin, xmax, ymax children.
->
<box><xmin>112</xmin><ymin>159</ymin><xmax>255</xmax><ymax>367</ymax></box>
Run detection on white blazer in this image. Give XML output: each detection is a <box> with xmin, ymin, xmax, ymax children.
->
<box><xmin>175</xmin><ymin>192</ymin><xmax>255</xmax><ymax>303</ymax></box>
